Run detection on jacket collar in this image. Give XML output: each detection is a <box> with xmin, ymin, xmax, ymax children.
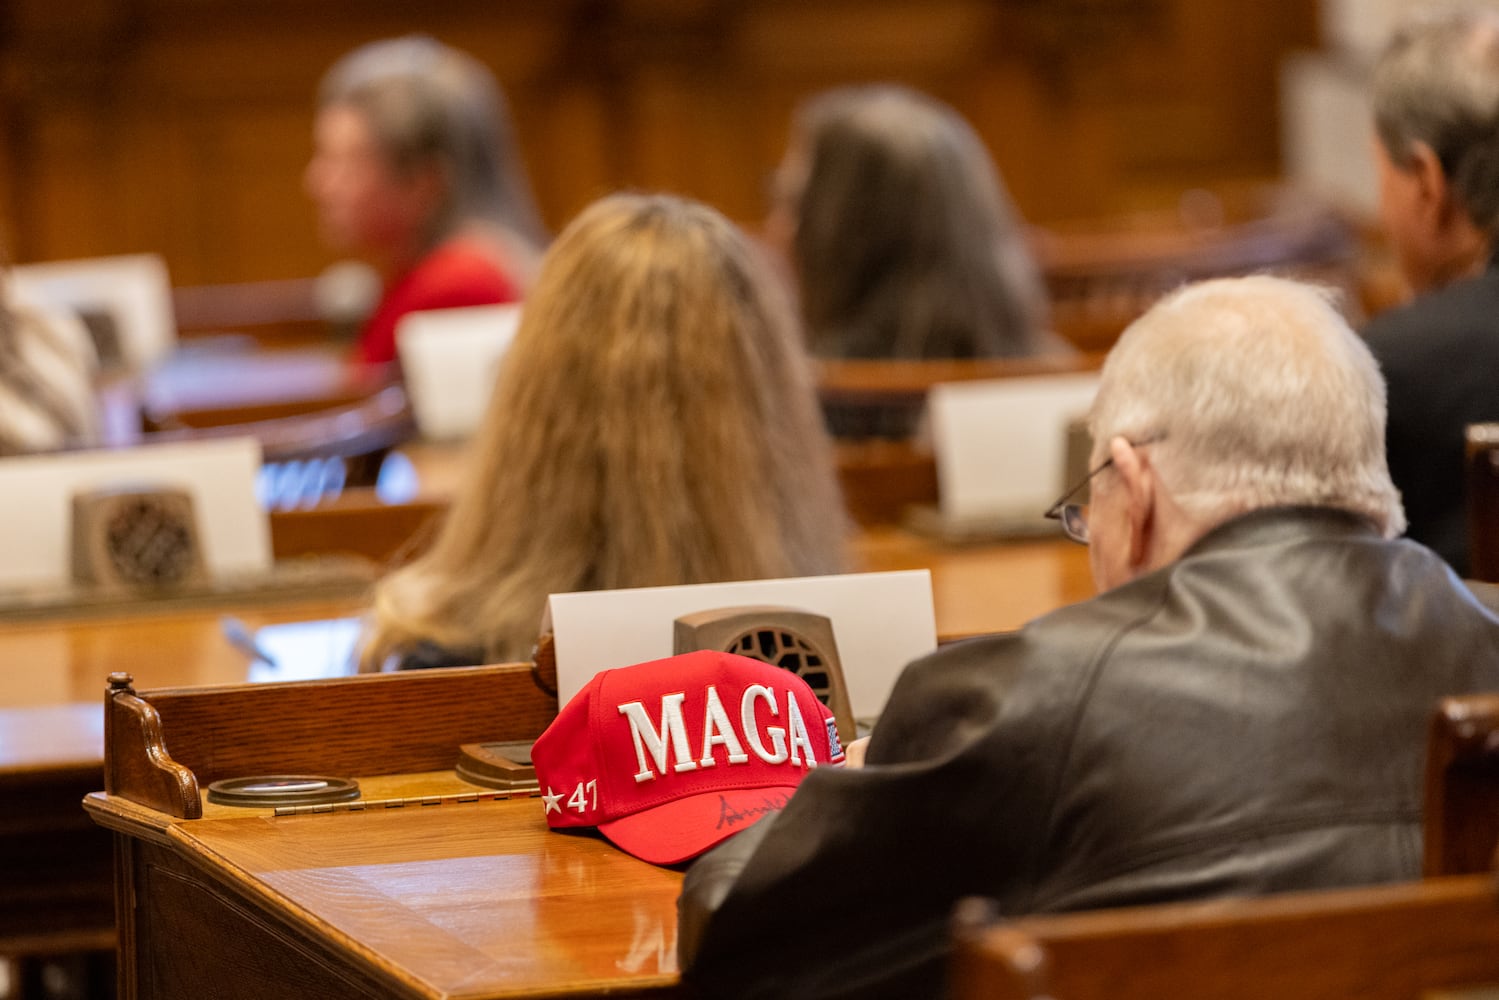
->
<box><xmin>1181</xmin><ymin>506</ymin><xmax>1382</xmax><ymax>561</ymax></box>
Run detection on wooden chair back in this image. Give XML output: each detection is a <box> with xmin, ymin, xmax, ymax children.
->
<box><xmin>1425</xmin><ymin>693</ymin><xmax>1499</xmax><ymax>877</ymax></box>
<box><xmin>269</xmin><ymin>490</ymin><xmax>447</xmax><ymax>566</ymax></box>
<box><xmin>952</xmin><ymin>875</ymin><xmax>1499</xmax><ymax>1000</ymax></box>
<box><xmin>1468</xmin><ymin>424</ymin><xmax>1499</xmax><ymax>583</ymax></box>
<box><xmin>816</xmin><ymin>354</ymin><xmax>1106</xmax><ymax>412</ymax></box>
<box><xmin>822</xmin><ymin>354</ymin><xmax>1103</xmax><ymax>525</ymax></box>
<box><xmin>102</xmin><ymin>664</ymin><xmax>557</xmax><ymax>819</ymax></box>
<box><xmin>1036</xmin><ymin>186</ymin><xmax>1360</xmax><ymax>353</ymax></box>
<box><xmin>836</xmin><ymin>439</ymin><xmax>939</xmax><ymax>527</ymax></box>
<box><xmin>146</xmin><ymin>386</ymin><xmax>417</xmax><ymax>506</ymax></box>
<box><xmin>171</xmin><ymin>276</ymin><xmax>328</xmax><ymax>349</ymax></box>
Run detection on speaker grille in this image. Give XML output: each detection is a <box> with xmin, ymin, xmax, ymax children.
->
<box><xmin>105</xmin><ymin>497</ymin><xmax>198</xmax><ymax>587</ymax></box>
<box><xmin>727</xmin><ymin>628</ymin><xmax>832</xmax><ymax>705</ymax></box>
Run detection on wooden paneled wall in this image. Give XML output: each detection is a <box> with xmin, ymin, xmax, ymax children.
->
<box><xmin>0</xmin><ymin>0</ymin><xmax>1318</xmax><ymax>285</ymax></box>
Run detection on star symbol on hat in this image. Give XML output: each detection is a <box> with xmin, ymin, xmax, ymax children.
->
<box><xmin>541</xmin><ymin>786</ymin><xmax>564</xmax><ymax>814</ymax></box>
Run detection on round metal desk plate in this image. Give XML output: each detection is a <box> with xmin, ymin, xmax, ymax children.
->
<box><xmin>207</xmin><ymin>775</ymin><xmax>361</xmax><ymax>807</ymax></box>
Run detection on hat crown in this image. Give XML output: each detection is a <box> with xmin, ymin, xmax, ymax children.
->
<box><xmin>532</xmin><ymin>650</ymin><xmax>844</xmax><ymax>864</ymax></box>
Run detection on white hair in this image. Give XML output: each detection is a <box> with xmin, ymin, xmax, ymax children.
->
<box><xmin>1088</xmin><ymin>275</ymin><xmax>1406</xmax><ymax>537</ymax></box>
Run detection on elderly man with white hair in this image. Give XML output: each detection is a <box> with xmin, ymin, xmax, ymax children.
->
<box><xmin>676</xmin><ymin>276</ymin><xmax>1499</xmax><ymax>1000</ymax></box>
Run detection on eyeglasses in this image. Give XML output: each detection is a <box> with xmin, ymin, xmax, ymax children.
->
<box><xmin>1044</xmin><ymin>435</ymin><xmax>1165</xmax><ymax>545</ymax></box>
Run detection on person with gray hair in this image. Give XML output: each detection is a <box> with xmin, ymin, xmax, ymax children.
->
<box><xmin>1363</xmin><ymin>5</ymin><xmax>1499</xmax><ymax>573</ymax></box>
<box><xmin>677</xmin><ymin>275</ymin><xmax>1499</xmax><ymax>1000</ymax></box>
<box><xmin>305</xmin><ymin>36</ymin><xmax>548</xmax><ymax>365</ymax></box>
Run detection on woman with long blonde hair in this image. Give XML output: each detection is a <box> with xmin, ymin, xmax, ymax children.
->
<box><xmin>362</xmin><ymin>192</ymin><xmax>848</xmax><ymax>670</ymax></box>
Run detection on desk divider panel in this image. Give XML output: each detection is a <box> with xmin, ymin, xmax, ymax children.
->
<box><xmin>105</xmin><ymin>664</ymin><xmax>557</xmax><ymax>818</ymax></box>
<box><xmin>816</xmin><ymin>353</ymin><xmax>1106</xmax><ymax>409</ymax></box>
<box><xmin>952</xmin><ymin>874</ymin><xmax>1499</xmax><ymax>1000</ymax></box>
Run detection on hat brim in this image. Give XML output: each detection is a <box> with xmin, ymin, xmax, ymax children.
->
<box><xmin>598</xmin><ymin>784</ymin><xmax>799</xmax><ymax>865</ymax></box>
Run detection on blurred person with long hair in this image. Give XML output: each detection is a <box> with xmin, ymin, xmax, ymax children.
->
<box><xmin>771</xmin><ymin>85</ymin><xmax>1052</xmax><ymax>362</ymax></box>
<box><xmin>360</xmin><ymin>193</ymin><xmax>848</xmax><ymax>671</ymax></box>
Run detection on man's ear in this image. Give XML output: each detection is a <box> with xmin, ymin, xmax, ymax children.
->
<box><xmin>1407</xmin><ymin>141</ymin><xmax>1455</xmax><ymax>228</ymax></box>
<box><xmin>1108</xmin><ymin>437</ymin><xmax>1155</xmax><ymax>573</ymax></box>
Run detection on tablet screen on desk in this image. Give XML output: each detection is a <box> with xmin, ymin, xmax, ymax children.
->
<box><xmin>237</xmin><ymin>617</ymin><xmax>363</xmax><ymax>683</ymax></box>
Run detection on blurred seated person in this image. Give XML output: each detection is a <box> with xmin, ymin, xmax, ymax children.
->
<box><xmin>1362</xmin><ymin>7</ymin><xmax>1499</xmax><ymax>574</ymax></box>
<box><xmin>768</xmin><ymin>85</ymin><xmax>1060</xmax><ymax>437</ymax></box>
<box><xmin>305</xmin><ymin>36</ymin><xmax>548</xmax><ymax>366</ymax></box>
<box><xmin>0</xmin><ymin>266</ymin><xmax>98</xmax><ymax>454</ymax></box>
<box><xmin>359</xmin><ymin>193</ymin><xmax>848</xmax><ymax>671</ymax></box>
<box><xmin>678</xmin><ymin>275</ymin><xmax>1499</xmax><ymax>998</ymax></box>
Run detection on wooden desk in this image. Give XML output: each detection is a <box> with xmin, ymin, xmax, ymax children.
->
<box><xmin>0</xmin><ymin>596</ymin><xmax>364</xmax><ymax>708</ymax></box>
<box><xmin>0</xmin><ymin>704</ymin><xmax>113</xmax><ymax>960</ymax></box>
<box><xmin>0</xmin><ymin>534</ymin><xmax>1090</xmax><ymax>711</ymax></box>
<box><xmin>83</xmin><ymin>665</ymin><xmax>687</xmax><ymax>998</ymax></box>
<box><xmin>855</xmin><ymin>529</ymin><xmax>1095</xmax><ymax>640</ymax></box>
<box><xmin>139</xmin><ymin>344</ymin><xmax>387</xmax><ymax>429</ymax></box>
<box><xmin>393</xmin><ymin>440</ymin><xmax>472</xmax><ymax>501</ymax></box>
<box><xmin>88</xmin><ymin>791</ymin><xmax>681</xmax><ymax>998</ymax></box>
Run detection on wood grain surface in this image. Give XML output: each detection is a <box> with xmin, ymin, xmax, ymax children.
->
<box><xmin>953</xmin><ymin>874</ymin><xmax>1499</xmax><ymax>1000</ymax></box>
<box><xmin>0</xmin><ymin>534</ymin><xmax>1096</xmax><ymax>710</ymax></box>
<box><xmin>86</xmin><ymin>780</ymin><xmax>684</xmax><ymax>998</ymax></box>
<box><xmin>133</xmin><ymin>664</ymin><xmax>556</xmax><ymax>792</ymax></box>
<box><xmin>0</xmin><ymin>596</ymin><xmax>365</xmax><ymax>708</ymax></box>
<box><xmin>174</xmin><ymin>797</ymin><xmax>683</xmax><ymax>997</ymax></box>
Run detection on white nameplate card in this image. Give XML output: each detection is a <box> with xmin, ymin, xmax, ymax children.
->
<box><xmin>0</xmin><ymin>436</ymin><xmax>270</xmax><ymax>590</ymax></box>
<box><xmin>396</xmin><ymin>304</ymin><xmax>522</xmax><ymax>441</ymax></box>
<box><xmin>928</xmin><ymin>372</ymin><xmax>1101</xmax><ymax>530</ymax></box>
<box><xmin>548</xmin><ymin>570</ymin><xmax>936</xmax><ymax>720</ymax></box>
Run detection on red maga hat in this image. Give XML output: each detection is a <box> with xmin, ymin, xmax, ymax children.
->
<box><xmin>531</xmin><ymin>649</ymin><xmax>846</xmax><ymax>864</ymax></box>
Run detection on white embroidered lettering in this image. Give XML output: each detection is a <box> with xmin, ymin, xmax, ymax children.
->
<box><xmin>742</xmin><ymin>684</ymin><xmax>788</xmax><ymax>764</ymax></box>
<box><xmin>699</xmin><ymin>685</ymin><xmax>749</xmax><ymax>767</ymax></box>
<box><xmin>619</xmin><ymin>693</ymin><xmax>698</xmax><ymax>782</ymax></box>
<box><xmin>785</xmin><ymin>693</ymin><xmax>815</xmax><ymax>767</ymax></box>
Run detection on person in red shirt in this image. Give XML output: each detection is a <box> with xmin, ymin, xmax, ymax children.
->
<box><xmin>305</xmin><ymin>36</ymin><xmax>548</xmax><ymax>365</ymax></box>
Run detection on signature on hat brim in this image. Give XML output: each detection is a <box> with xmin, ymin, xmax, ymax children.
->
<box><xmin>598</xmin><ymin>784</ymin><xmax>799</xmax><ymax>866</ymax></box>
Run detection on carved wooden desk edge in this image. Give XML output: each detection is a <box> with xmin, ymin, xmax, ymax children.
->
<box><xmin>93</xmin><ymin>662</ymin><xmax>559</xmax><ymax>822</ymax></box>
<box><xmin>102</xmin><ymin>672</ymin><xmax>201</xmax><ymax>819</ymax></box>
<box><xmin>81</xmin><ymin>664</ymin><xmax>696</xmax><ymax>1000</ymax></box>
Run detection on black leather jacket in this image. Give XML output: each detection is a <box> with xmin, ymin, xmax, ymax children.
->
<box><xmin>677</xmin><ymin>507</ymin><xmax>1499</xmax><ymax>999</ymax></box>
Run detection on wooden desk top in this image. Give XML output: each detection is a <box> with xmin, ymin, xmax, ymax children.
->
<box><xmin>394</xmin><ymin>441</ymin><xmax>471</xmax><ymax>501</ymax></box>
<box><xmin>0</xmin><ymin>702</ymin><xmax>102</xmax><ymax>779</ymax></box>
<box><xmin>93</xmin><ymin>788</ymin><xmax>682</xmax><ymax>998</ymax></box>
<box><xmin>0</xmin><ymin>534</ymin><xmax>1094</xmax><ymax>711</ymax></box>
<box><xmin>854</xmin><ymin>528</ymin><xmax>1095</xmax><ymax>640</ymax></box>
<box><xmin>0</xmin><ymin>596</ymin><xmax>364</xmax><ymax>708</ymax></box>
